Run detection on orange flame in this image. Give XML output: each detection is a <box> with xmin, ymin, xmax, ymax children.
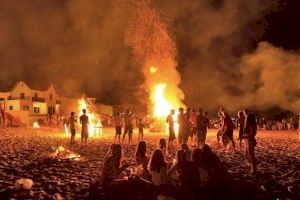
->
<box><xmin>77</xmin><ymin>98</ymin><xmax>102</xmax><ymax>137</ymax></box>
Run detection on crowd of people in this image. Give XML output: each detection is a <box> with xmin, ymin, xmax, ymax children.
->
<box><xmin>85</xmin><ymin>107</ymin><xmax>262</xmax><ymax>199</ymax></box>
<box><xmin>91</xmin><ymin>141</ymin><xmax>238</xmax><ymax>200</ymax></box>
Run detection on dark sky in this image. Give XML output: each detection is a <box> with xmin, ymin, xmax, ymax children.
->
<box><xmin>0</xmin><ymin>0</ymin><xmax>299</xmax><ymax>112</ymax></box>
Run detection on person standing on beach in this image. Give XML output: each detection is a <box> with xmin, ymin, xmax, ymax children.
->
<box><xmin>122</xmin><ymin>109</ymin><xmax>134</xmax><ymax>143</ymax></box>
<box><xmin>236</xmin><ymin>111</ymin><xmax>245</xmax><ymax>150</ymax></box>
<box><xmin>243</xmin><ymin>109</ymin><xmax>257</xmax><ymax>175</ymax></box>
<box><xmin>80</xmin><ymin>109</ymin><xmax>89</xmax><ymax>146</ymax></box>
<box><xmin>114</xmin><ymin>113</ymin><xmax>123</xmax><ymax>143</ymax></box>
<box><xmin>167</xmin><ymin>109</ymin><xmax>176</xmax><ymax>150</ymax></box>
<box><xmin>196</xmin><ymin>108</ymin><xmax>209</xmax><ymax>147</ymax></box>
<box><xmin>220</xmin><ymin>108</ymin><xmax>236</xmax><ymax>151</ymax></box>
<box><xmin>69</xmin><ymin>112</ymin><xmax>77</xmax><ymax>144</ymax></box>
<box><xmin>178</xmin><ymin>107</ymin><xmax>185</xmax><ymax>145</ymax></box>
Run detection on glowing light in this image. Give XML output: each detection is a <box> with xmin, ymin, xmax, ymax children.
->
<box><xmin>77</xmin><ymin>98</ymin><xmax>102</xmax><ymax>137</ymax></box>
<box><xmin>64</xmin><ymin>124</ymin><xmax>69</xmax><ymax>136</ymax></box>
<box><xmin>152</xmin><ymin>83</ymin><xmax>179</xmax><ymax>134</ymax></box>
<box><xmin>150</xmin><ymin>66</ymin><xmax>157</xmax><ymax>74</ymax></box>
<box><xmin>153</xmin><ymin>83</ymin><xmax>172</xmax><ymax>117</ymax></box>
<box><xmin>33</xmin><ymin>122</ymin><xmax>40</xmax><ymax>128</ymax></box>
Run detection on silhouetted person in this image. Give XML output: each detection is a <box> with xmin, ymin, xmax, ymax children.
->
<box><xmin>135</xmin><ymin>141</ymin><xmax>150</xmax><ymax>179</ymax></box>
<box><xmin>137</xmin><ymin>119</ymin><xmax>144</xmax><ymax>141</ymax></box>
<box><xmin>123</xmin><ymin>109</ymin><xmax>133</xmax><ymax>143</ymax></box>
<box><xmin>80</xmin><ymin>109</ymin><xmax>89</xmax><ymax>146</ymax></box>
<box><xmin>236</xmin><ymin>111</ymin><xmax>245</xmax><ymax>150</ymax></box>
<box><xmin>189</xmin><ymin>109</ymin><xmax>198</xmax><ymax>147</ymax></box>
<box><xmin>166</xmin><ymin>110</ymin><xmax>176</xmax><ymax>150</ymax></box>
<box><xmin>69</xmin><ymin>112</ymin><xmax>77</xmax><ymax>144</ymax></box>
<box><xmin>159</xmin><ymin>138</ymin><xmax>167</xmax><ymax>156</ymax></box>
<box><xmin>184</xmin><ymin>107</ymin><xmax>192</xmax><ymax>144</ymax></box>
<box><xmin>114</xmin><ymin>113</ymin><xmax>122</xmax><ymax>143</ymax></box>
<box><xmin>243</xmin><ymin>109</ymin><xmax>257</xmax><ymax>175</ymax></box>
<box><xmin>220</xmin><ymin>108</ymin><xmax>235</xmax><ymax>151</ymax></box>
<box><xmin>178</xmin><ymin>107</ymin><xmax>186</xmax><ymax>145</ymax></box>
<box><xmin>196</xmin><ymin>108</ymin><xmax>209</xmax><ymax>147</ymax></box>
<box><xmin>101</xmin><ymin>144</ymin><xmax>129</xmax><ymax>189</ymax></box>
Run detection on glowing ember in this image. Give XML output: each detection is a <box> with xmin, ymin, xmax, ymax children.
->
<box><xmin>33</xmin><ymin>122</ymin><xmax>40</xmax><ymax>128</ymax></box>
<box><xmin>77</xmin><ymin>98</ymin><xmax>102</xmax><ymax>137</ymax></box>
<box><xmin>50</xmin><ymin>146</ymin><xmax>81</xmax><ymax>161</ymax></box>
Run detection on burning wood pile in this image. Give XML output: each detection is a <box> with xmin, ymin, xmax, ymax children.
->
<box><xmin>49</xmin><ymin>146</ymin><xmax>81</xmax><ymax>161</ymax></box>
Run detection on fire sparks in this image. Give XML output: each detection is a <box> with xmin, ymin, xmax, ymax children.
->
<box><xmin>33</xmin><ymin>122</ymin><xmax>40</xmax><ymax>128</ymax></box>
<box><xmin>77</xmin><ymin>98</ymin><xmax>102</xmax><ymax>137</ymax></box>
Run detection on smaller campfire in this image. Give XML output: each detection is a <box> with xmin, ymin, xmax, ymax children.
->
<box><xmin>49</xmin><ymin>146</ymin><xmax>81</xmax><ymax>161</ymax></box>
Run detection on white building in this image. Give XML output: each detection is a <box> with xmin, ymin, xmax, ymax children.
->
<box><xmin>1</xmin><ymin>81</ymin><xmax>61</xmax><ymax>125</ymax></box>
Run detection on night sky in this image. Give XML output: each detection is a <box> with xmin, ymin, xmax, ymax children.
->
<box><xmin>0</xmin><ymin>0</ymin><xmax>299</xmax><ymax>112</ymax></box>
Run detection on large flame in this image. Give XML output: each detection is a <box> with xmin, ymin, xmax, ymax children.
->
<box><xmin>126</xmin><ymin>0</ymin><xmax>185</xmax><ymax>129</ymax></box>
<box><xmin>77</xmin><ymin>98</ymin><xmax>102</xmax><ymax>137</ymax></box>
<box><xmin>153</xmin><ymin>83</ymin><xmax>171</xmax><ymax>117</ymax></box>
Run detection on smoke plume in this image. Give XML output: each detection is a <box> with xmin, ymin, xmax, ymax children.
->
<box><xmin>0</xmin><ymin>0</ymin><xmax>299</xmax><ymax>113</ymax></box>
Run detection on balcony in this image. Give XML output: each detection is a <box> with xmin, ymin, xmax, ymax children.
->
<box><xmin>32</xmin><ymin>97</ymin><xmax>45</xmax><ymax>102</ymax></box>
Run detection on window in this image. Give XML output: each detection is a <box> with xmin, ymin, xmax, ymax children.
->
<box><xmin>23</xmin><ymin>106</ymin><xmax>30</xmax><ymax>111</ymax></box>
<box><xmin>34</xmin><ymin>93</ymin><xmax>38</xmax><ymax>98</ymax></box>
<box><xmin>20</xmin><ymin>93</ymin><xmax>25</xmax><ymax>99</ymax></box>
<box><xmin>9</xmin><ymin>106</ymin><xmax>13</xmax><ymax>110</ymax></box>
<box><xmin>33</xmin><ymin>106</ymin><xmax>40</xmax><ymax>114</ymax></box>
<box><xmin>50</xmin><ymin>94</ymin><xmax>53</xmax><ymax>100</ymax></box>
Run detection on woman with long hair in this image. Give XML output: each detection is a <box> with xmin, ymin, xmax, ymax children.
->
<box><xmin>135</xmin><ymin>141</ymin><xmax>150</xmax><ymax>179</ymax></box>
<box><xmin>101</xmin><ymin>144</ymin><xmax>128</xmax><ymax>189</ymax></box>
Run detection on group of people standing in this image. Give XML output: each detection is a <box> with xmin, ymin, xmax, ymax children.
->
<box><xmin>166</xmin><ymin>107</ymin><xmax>257</xmax><ymax>176</ymax></box>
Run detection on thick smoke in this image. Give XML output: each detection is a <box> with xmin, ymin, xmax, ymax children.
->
<box><xmin>0</xmin><ymin>0</ymin><xmax>141</xmax><ymax>105</ymax></box>
<box><xmin>0</xmin><ymin>0</ymin><xmax>298</xmax><ymax>113</ymax></box>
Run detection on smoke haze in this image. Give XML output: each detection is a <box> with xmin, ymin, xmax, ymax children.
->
<box><xmin>0</xmin><ymin>0</ymin><xmax>299</xmax><ymax>112</ymax></box>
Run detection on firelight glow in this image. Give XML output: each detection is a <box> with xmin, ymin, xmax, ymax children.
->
<box><xmin>77</xmin><ymin>98</ymin><xmax>102</xmax><ymax>137</ymax></box>
<box><xmin>153</xmin><ymin>83</ymin><xmax>172</xmax><ymax>117</ymax></box>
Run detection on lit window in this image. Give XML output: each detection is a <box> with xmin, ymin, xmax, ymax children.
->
<box><xmin>23</xmin><ymin>106</ymin><xmax>30</xmax><ymax>111</ymax></box>
<box><xmin>33</xmin><ymin>106</ymin><xmax>40</xmax><ymax>113</ymax></box>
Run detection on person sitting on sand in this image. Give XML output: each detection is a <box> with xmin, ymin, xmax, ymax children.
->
<box><xmin>148</xmin><ymin>149</ymin><xmax>175</xmax><ymax>200</ymax></box>
<box><xmin>201</xmin><ymin>144</ymin><xmax>232</xmax><ymax>185</ymax></box>
<box><xmin>101</xmin><ymin>144</ymin><xmax>129</xmax><ymax>189</ymax></box>
<box><xmin>168</xmin><ymin>149</ymin><xmax>194</xmax><ymax>189</ymax></box>
<box><xmin>159</xmin><ymin>138</ymin><xmax>167</xmax><ymax>156</ymax></box>
<box><xmin>135</xmin><ymin>141</ymin><xmax>150</xmax><ymax>179</ymax></box>
<box><xmin>180</xmin><ymin>143</ymin><xmax>191</xmax><ymax>161</ymax></box>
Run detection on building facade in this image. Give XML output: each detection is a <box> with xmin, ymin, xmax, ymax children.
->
<box><xmin>2</xmin><ymin>81</ymin><xmax>61</xmax><ymax>125</ymax></box>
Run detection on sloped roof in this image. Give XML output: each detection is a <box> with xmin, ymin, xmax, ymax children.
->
<box><xmin>10</xmin><ymin>81</ymin><xmax>57</xmax><ymax>93</ymax></box>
